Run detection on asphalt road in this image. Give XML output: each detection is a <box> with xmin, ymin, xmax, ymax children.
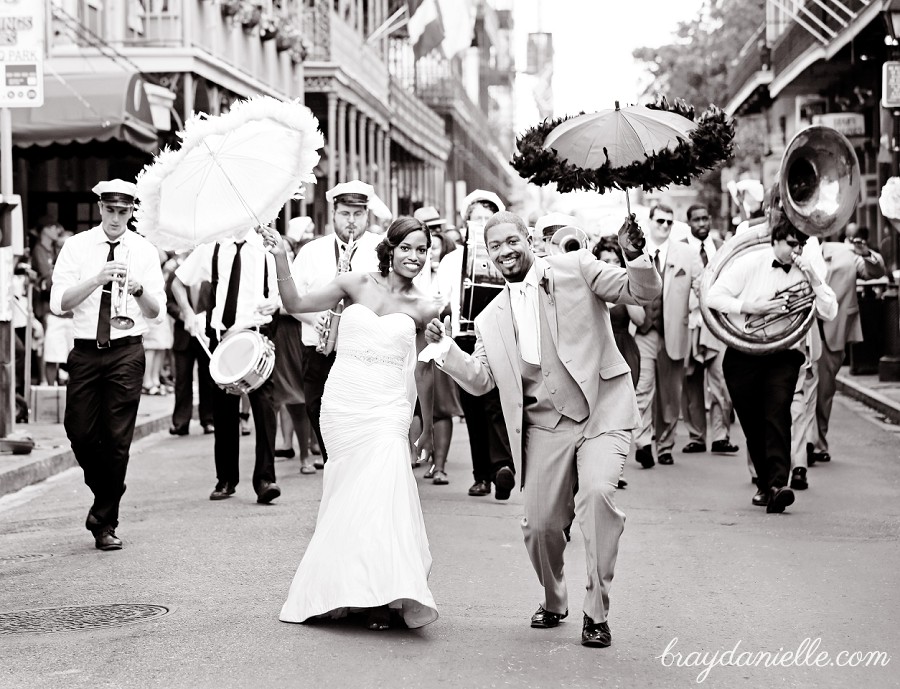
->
<box><xmin>0</xmin><ymin>392</ymin><xmax>898</xmax><ymax>689</ymax></box>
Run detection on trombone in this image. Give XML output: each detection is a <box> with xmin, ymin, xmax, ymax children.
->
<box><xmin>110</xmin><ymin>248</ymin><xmax>135</xmax><ymax>330</ymax></box>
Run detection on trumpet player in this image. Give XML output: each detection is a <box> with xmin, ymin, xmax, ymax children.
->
<box><xmin>49</xmin><ymin>179</ymin><xmax>165</xmax><ymax>551</ymax></box>
<box><xmin>705</xmin><ymin>189</ymin><xmax>837</xmax><ymax>514</ymax></box>
<box><xmin>290</xmin><ymin>181</ymin><xmax>381</xmax><ymax>466</ymax></box>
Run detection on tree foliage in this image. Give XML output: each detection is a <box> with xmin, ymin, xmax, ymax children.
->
<box><xmin>632</xmin><ymin>0</ymin><xmax>765</xmax><ymax>208</ymax></box>
<box><xmin>633</xmin><ymin>0</ymin><xmax>766</xmax><ymax>109</ymax></box>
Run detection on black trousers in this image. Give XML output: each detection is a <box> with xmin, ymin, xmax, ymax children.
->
<box><xmin>301</xmin><ymin>344</ymin><xmax>336</xmax><ymax>462</ymax></box>
<box><xmin>210</xmin><ymin>378</ymin><xmax>277</xmax><ymax>491</ymax></box>
<box><xmin>171</xmin><ymin>339</ymin><xmax>215</xmax><ymax>430</ymax></box>
<box><xmin>65</xmin><ymin>341</ymin><xmax>145</xmax><ymax>532</ymax></box>
<box><xmin>455</xmin><ymin>336</ymin><xmax>513</xmax><ymax>483</ymax></box>
<box><xmin>722</xmin><ymin>347</ymin><xmax>804</xmax><ymax>492</ymax></box>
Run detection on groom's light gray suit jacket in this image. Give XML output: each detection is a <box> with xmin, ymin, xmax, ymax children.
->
<box><xmin>439</xmin><ymin>249</ymin><xmax>661</xmax><ymax>483</ymax></box>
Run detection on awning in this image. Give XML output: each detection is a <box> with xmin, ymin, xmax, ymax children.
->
<box><xmin>11</xmin><ymin>72</ymin><xmax>159</xmax><ymax>154</ymax></box>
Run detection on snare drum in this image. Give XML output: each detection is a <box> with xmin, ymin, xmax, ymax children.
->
<box><xmin>209</xmin><ymin>330</ymin><xmax>276</xmax><ymax>396</ymax></box>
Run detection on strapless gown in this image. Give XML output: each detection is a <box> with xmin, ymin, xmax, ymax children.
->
<box><xmin>279</xmin><ymin>303</ymin><xmax>438</xmax><ymax>628</ymax></box>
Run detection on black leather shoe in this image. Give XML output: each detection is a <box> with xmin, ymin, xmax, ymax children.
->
<box><xmin>751</xmin><ymin>488</ymin><xmax>768</xmax><ymax>506</ymax></box>
<box><xmin>468</xmin><ymin>480</ymin><xmax>491</xmax><ymax>497</ymax></box>
<box><xmin>94</xmin><ymin>527</ymin><xmax>123</xmax><ymax>551</ymax></box>
<box><xmin>635</xmin><ymin>445</ymin><xmax>655</xmax><ymax>469</ymax></box>
<box><xmin>209</xmin><ymin>483</ymin><xmax>235</xmax><ymax>500</ymax></box>
<box><xmin>658</xmin><ymin>453</ymin><xmax>674</xmax><ymax>465</ymax></box>
<box><xmin>274</xmin><ymin>448</ymin><xmax>295</xmax><ymax>458</ymax></box>
<box><xmin>617</xmin><ymin>479</ymin><xmax>627</xmax><ymax>489</ymax></box>
<box><xmin>530</xmin><ymin>605</ymin><xmax>567</xmax><ymax>629</ymax></box>
<box><xmin>766</xmin><ymin>486</ymin><xmax>795</xmax><ymax>514</ymax></box>
<box><xmin>790</xmin><ymin>467</ymin><xmax>808</xmax><ymax>490</ymax></box>
<box><xmin>809</xmin><ymin>451</ymin><xmax>831</xmax><ymax>463</ymax></box>
<box><xmin>169</xmin><ymin>425</ymin><xmax>189</xmax><ymax>436</ymax></box>
<box><xmin>493</xmin><ymin>467</ymin><xmax>515</xmax><ymax>501</ymax></box>
<box><xmin>711</xmin><ymin>439</ymin><xmax>739</xmax><ymax>453</ymax></box>
<box><xmin>256</xmin><ymin>481</ymin><xmax>281</xmax><ymax>504</ymax></box>
<box><xmin>202</xmin><ymin>423</ymin><xmax>215</xmax><ymax>435</ymax></box>
<box><xmin>581</xmin><ymin>615</ymin><xmax>611</xmax><ymax>648</ymax></box>
<box><xmin>682</xmin><ymin>441</ymin><xmax>706</xmax><ymax>453</ymax></box>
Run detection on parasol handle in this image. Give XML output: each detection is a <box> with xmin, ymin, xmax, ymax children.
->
<box><xmin>625</xmin><ymin>188</ymin><xmax>631</xmax><ymax>215</ymax></box>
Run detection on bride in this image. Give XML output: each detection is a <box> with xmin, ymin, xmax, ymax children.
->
<box><xmin>260</xmin><ymin>216</ymin><xmax>439</xmax><ymax>631</ymax></box>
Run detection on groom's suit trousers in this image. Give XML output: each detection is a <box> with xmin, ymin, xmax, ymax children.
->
<box><xmin>522</xmin><ymin>420</ymin><xmax>630</xmax><ymax>623</ymax></box>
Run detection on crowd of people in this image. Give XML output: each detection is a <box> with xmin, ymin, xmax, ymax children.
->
<box><xmin>28</xmin><ymin>170</ymin><xmax>885</xmax><ymax>648</ymax></box>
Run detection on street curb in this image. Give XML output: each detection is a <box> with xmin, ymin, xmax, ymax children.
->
<box><xmin>836</xmin><ymin>374</ymin><xmax>900</xmax><ymax>424</ymax></box>
<box><xmin>0</xmin><ymin>413</ymin><xmax>173</xmax><ymax>499</ymax></box>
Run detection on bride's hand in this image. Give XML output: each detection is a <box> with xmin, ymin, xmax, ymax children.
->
<box><xmin>414</xmin><ymin>429</ymin><xmax>434</xmax><ymax>465</ymax></box>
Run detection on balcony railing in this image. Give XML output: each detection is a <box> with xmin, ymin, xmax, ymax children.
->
<box><xmin>50</xmin><ymin>0</ymin><xmax>303</xmax><ymax>97</ymax></box>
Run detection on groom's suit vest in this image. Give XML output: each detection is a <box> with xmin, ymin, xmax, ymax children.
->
<box><xmin>518</xmin><ymin>294</ymin><xmax>589</xmax><ymax>427</ymax></box>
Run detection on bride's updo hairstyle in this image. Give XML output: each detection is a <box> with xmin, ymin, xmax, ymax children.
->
<box><xmin>376</xmin><ymin>216</ymin><xmax>432</xmax><ymax>276</ymax></box>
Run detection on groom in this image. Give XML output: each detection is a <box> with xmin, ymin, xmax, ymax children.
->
<box><xmin>424</xmin><ymin>211</ymin><xmax>659</xmax><ymax>647</ymax></box>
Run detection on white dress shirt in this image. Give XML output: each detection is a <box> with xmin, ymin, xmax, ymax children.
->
<box><xmin>175</xmin><ymin>230</ymin><xmax>278</xmax><ymax>333</ymax></box>
<box><xmin>648</xmin><ymin>238</ymin><xmax>670</xmax><ymax>275</ymax></box>
<box><xmin>685</xmin><ymin>233</ymin><xmax>718</xmax><ymax>264</ymax></box>
<box><xmin>508</xmin><ymin>258</ymin><xmax>546</xmax><ymax>365</ymax></box>
<box><xmin>50</xmin><ymin>226</ymin><xmax>166</xmax><ymax>340</ymax></box>
<box><xmin>290</xmin><ymin>231</ymin><xmax>381</xmax><ymax>346</ymax></box>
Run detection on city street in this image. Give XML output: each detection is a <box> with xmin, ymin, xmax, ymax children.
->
<box><xmin>1</xmin><ymin>392</ymin><xmax>897</xmax><ymax>689</ymax></box>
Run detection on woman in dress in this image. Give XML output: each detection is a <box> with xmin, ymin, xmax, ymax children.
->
<box><xmin>260</xmin><ymin>216</ymin><xmax>439</xmax><ymax>631</ymax></box>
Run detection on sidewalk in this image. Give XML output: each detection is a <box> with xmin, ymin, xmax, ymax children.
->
<box><xmin>835</xmin><ymin>369</ymin><xmax>900</xmax><ymax>424</ymax></box>
<box><xmin>1</xmin><ymin>366</ymin><xmax>897</xmax><ymax>500</ymax></box>
<box><xmin>0</xmin><ymin>391</ymin><xmax>178</xmax><ymax>498</ymax></box>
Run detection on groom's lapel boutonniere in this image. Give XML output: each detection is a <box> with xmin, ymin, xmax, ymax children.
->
<box><xmin>539</xmin><ymin>267</ymin><xmax>554</xmax><ymax>305</ymax></box>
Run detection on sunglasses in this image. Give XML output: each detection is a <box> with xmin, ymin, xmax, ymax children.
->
<box><xmin>784</xmin><ymin>239</ymin><xmax>802</xmax><ymax>248</ymax></box>
<box><xmin>654</xmin><ymin>218</ymin><xmax>674</xmax><ymax>226</ymax></box>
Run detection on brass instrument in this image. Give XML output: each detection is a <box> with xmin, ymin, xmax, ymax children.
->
<box><xmin>110</xmin><ymin>247</ymin><xmax>135</xmax><ymax>330</ymax></box>
<box><xmin>317</xmin><ymin>232</ymin><xmax>356</xmax><ymax>355</ymax></box>
<box><xmin>699</xmin><ymin>125</ymin><xmax>859</xmax><ymax>354</ymax></box>
<box><xmin>460</xmin><ymin>221</ymin><xmax>505</xmax><ymax>334</ymax></box>
<box><xmin>547</xmin><ymin>225</ymin><xmax>589</xmax><ymax>254</ymax></box>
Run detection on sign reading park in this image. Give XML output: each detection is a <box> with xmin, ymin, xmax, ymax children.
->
<box><xmin>0</xmin><ymin>0</ymin><xmax>43</xmax><ymax>108</ymax></box>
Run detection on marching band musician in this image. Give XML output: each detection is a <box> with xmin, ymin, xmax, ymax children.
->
<box><xmin>435</xmin><ymin>190</ymin><xmax>516</xmax><ymax>500</ymax></box>
<box><xmin>50</xmin><ymin>179</ymin><xmax>166</xmax><ymax>551</ymax></box>
<box><xmin>290</xmin><ymin>181</ymin><xmax>381</xmax><ymax>466</ymax></box>
<box><xmin>705</xmin><ymin>185</ymin><xmax>837</xmax><ymax>513</ymax></box>
<box><xmin>172</xmin><ymin>229</ymin><xmax>281</xmax><ymax>504</ymax></box>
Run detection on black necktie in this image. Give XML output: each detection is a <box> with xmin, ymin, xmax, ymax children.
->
<box><xmin>96</xmin><ymin>241</ymin><xmax>119</xmax><ymax>346</ymax></box>
<box><xmin>699</xmin><ymin>242</ymin><xmax>708</xmax><ymax>267</ymax></box>
<box><xmin>772</xmin><ymin>259</ymin><xmax>792</xmax><ymax>273</ymax></box>
<box><xmin>221</xmin><ymin>242</ymin><xmax>244</xmax><ymax>329</ymax></box>
<box><xmin>653</xmin><ymin>249</ymin><xmax>662</xmax><ymax>276</ymax></box>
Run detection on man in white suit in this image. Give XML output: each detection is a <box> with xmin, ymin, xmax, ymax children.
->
<box><xmin>633</xmin><ymin>204</ymin><xmax>698</xmax><ymax>467</ymax></box>
<box><xmin>424</xmin><ymin>211</ymin><xmax>660</xmax><ymax>648</ymax></box>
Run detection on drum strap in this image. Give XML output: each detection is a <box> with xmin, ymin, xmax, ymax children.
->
<box><xmin>207</xmin><ymin>242</ymin><xmax>270</xmax><ymax>337</ymax></box>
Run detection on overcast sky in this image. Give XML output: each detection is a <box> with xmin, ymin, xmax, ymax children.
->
<box><xmin>506</xmin><ymin>0</ymin><xmax>707</xmax><ymax>131</ymax></box>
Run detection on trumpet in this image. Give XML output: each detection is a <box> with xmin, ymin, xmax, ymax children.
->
<box><xmin>317</xmin><ymin>231</ymin><xmax>357</xmax><ymax>355</ymax></box>
<box><xmin>110</xmin><ymin>248</ymin><xmax>135</xmax><ymax>330</ymax></box>
<box><xmin>547</xmin><ymin>225</ymin><xmax>589</xmax><ymax>254</ymax></box>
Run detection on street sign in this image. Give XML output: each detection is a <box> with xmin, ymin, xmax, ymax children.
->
<box><xmin>0</xmin><ymin>0</ymin><xmax>44</xmax><ymax>108</ymax></box>
<box><xmin>883</xmin><ymin>61</ymin><xmax>900</xmax><ymax>109</ymax></box>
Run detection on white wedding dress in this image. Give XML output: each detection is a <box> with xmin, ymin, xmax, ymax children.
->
<box><xmin>279</xmin><ymin>303</ymin><xmax>438</xmax><ymax>628</ymax></box>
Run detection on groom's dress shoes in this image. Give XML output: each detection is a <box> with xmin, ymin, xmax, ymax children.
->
<box><xmin>530</xmin><ymin>605</ymin><xmax>567</xmax><ymax>629</ymax></box>
<box><xmin>256</xmin><ymin>481</ymin><xmax>281</xmax><ymax>504</ymax></box>
<box><xmin>581</xmin><ymin>615</ymin><xmax>611</xmax><ymax>648</ymax></box>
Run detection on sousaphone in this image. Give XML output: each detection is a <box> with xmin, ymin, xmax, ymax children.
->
<box><xmin>699</xmin><ymin>125</ymin><xmax>860</xmax><ymax>354</ymax></box>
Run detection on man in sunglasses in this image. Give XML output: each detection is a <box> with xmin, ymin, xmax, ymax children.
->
<box><xmin>632</xmin><ymin>204</ymin><xmax>698</xmax><ymax>468</ymax></box>
<box><xmin>705</xmin><ymin>188</ymin><xmax>837</xmax><ymax>513</ymax></box>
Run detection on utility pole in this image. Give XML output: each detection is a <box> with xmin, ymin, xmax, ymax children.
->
<box><xmin>0</xmin><ymin>0</ymin><xmax>46</xmax><ymax>435</ymax></box>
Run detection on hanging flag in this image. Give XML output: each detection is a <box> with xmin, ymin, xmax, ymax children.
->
<box><xmin>407</xmin><ymin>0</ymin><xmax>443</xmax><ymax>60</ymax></box>
<box><xmin>407</xmin><ymin>0</ymin><xmax>474</xmax><ymax>60</ymax></box>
